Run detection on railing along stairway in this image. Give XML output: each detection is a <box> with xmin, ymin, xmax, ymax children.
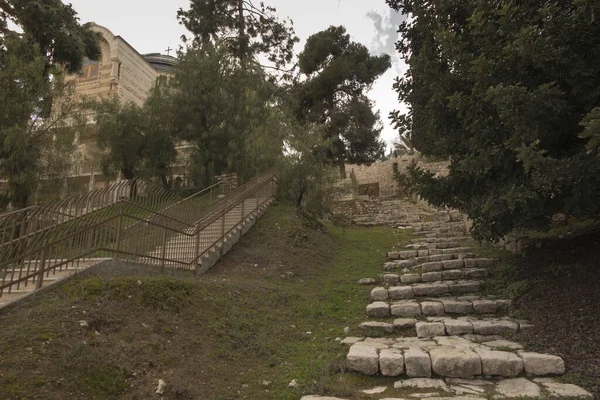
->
<box><xmin>0</xmin><ymin>170</ymin><xmax>277</xmax><ymax>307</ymax></box>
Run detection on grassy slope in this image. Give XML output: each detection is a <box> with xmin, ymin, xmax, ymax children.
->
<box><xmin>0</xmin><ymin>202</ymin><xmax>411</xmax><ymax>400</ymax></box>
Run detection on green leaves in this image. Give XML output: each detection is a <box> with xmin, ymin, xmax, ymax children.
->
<box><xmin>390</xmin><ymin>0</ymin><xmax>600</xmax><ymax>239</ymax></box>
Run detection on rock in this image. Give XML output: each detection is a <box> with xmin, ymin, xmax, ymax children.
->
<box><xmin>366</xmin><ymin>302</ymin><xmax>390</xmax><ymax>317</ymax></box>
<box><xmin>442</xmin><ymin>299</ymin><xmax>473</xmax><ymax>314</ymax></box>
<box><xmin>420</xmin><ymin>262</ymin><xmax>443</xmax><ymax>273</ymax></box>
<box><xmin>476</xmin><ymin>348</ymin><xmax>523</xmax><ymax>376</ymax></box>
<box><xmin>448</xmin><ymin>281</ymin><xmax>481</xmax><ymax>294</ymax></box>
<box><xmin>389</xmin><ymin>286</ymin><xmax>415</xmax><ymax>300</ymax></box>
<box><xmin>394</xmin><ymin>378</ymin><xmax>448</xmax><ymax>390</ymax></box>
<box><xmin>360</xmin><ymin>321</ymin><xmax>394</xmax><ymax>333</ymax></box>
<box><xmin>391</xmin><ymin>301</ymin><xmax>422</xmax><ymax>317</ymax></box>
<box><xmin>156</xmin><ymin>379</ymin><xmax>166</xmax><ymax>395</ymax></box>
<box><xmin>288</xmin><ymin>379</ymin><xmax>299</xmax><ymax>387</ymax></box>
<box><xmin>442</xmin><ymin>260</ymin><xmax>464</xmax><ymax>270</ymax></box>
<box><xmin>413</xmin><ymin>283</ymin><xmax>449</xmax><ymax>297</ymax></box>
<box><xmin>444</xmin><ymin>320</ymin><xmax>473</xmax><ymax>335</ymax></box>
<box><xmin>534</xmin><ymin>378</ymin><xmax>593</xmax><ymax>398</ymax></box>
<box><xmin>421</xmin><ymin>301</ymin><xmax>445</xmax><ymax>316</ymax></box>
<box><xmin>371</xmin><ymin>287</ymin><xmax>389</xmax><ymax>301</ymax></box>
<box><xmin>471</xmin><ymin>320</ymin><xmax>518</xmax><ymax>335</ymax></box>
<box><xmin>394</xmin><ymin>318</ymin><xmax>418</xmax><ymax>330</ymax></box>
<box><xmin>347</xmin><ymin>344</ymin><xmax>379</xmax><ymax>375</ymax></box>
<box><xmin>429</xmin><ymin>347</ymin><xmax>482</xmax><ymax>378</ymax></box>
<box><xmin>465</xmin><ymin>268</ymin><xmax>488</xmax><ymax>279</ymax></box>
<box><xmin>404</xmin><ymin>347</ymin><xmax>432</xmax><ymax>377</ymax></box>
<box><xmin>552</xmin><ymin>213</ymin><xmax>568</xmax><ymax>227</ymax></box>
<box><xmin>421</xmin><ymin>272</ymin><xmax>442</xmax><ymax>282</ymax></box>
<box><xmin>340</xmin><ymin>337</ymin><xmax>363</xmax><ymax>346</ymax></box>
<box><xmin>362</xmin><ymin>386</ymin><xmax>388</xmax><ymax>394</ymax></box>
<box><xmin>401</xmin><ymin>274</ymin><xmax>422</xmax><ymax>284</ymax></box>
<box><xmin>399</xmin><ymin>250</ymin><xmax>418</xmax><ymax>259</ymax></box>
<box><xmin>463</xmin><ymin>259</ymin><xmax>478</xmax><ymax>268</ymax></box>
<box><xmin>79</xmin><ymin>320</ymin><xmax>88</xmax><ymax>327</ymax></box>
<box><xmin>300</xmin><ymin>397</ymin><xmax>345</xmax><ymax>400</ymax></box>
<box><xmin>472</xmin><ymin>300</ymin><xmax>497</xmax><ymax>314</ymax></box>
<box><xmin>496</xmin><ymin>378</ymin><xmax>541</xmax><ymax>398</ymax></box>
<box><xmin>388</xmin><ymin>251</ymin><xmax>399</xmax><ymax>259</ymax></box>
<box><xmin>442</xmin><ymin>270</ymin><xmax>466</xmax><ymax>280</ymax></box>
<box><xmin>383</xmin><ymin>274</ymin><xmax>400</xmax><ymax>285</ymax></box>
<box><xmin>482</xmin><ymin>340</ymin><xmax>523</xmax><ymax>350</ymax></box>
<box><xmin>357</xmin><ymin>278</ymin><xmax>377</xmax><ymax>285</ymax></box>
<box><xmin>380</xmin><ymin>348</ymin><xmax>404</xmax><ymax>376</ymax></box>
<box><xmin>416</xmin><ymin>322</ymin><xmax>446</xmax><ymax>338</ymax></box>
<box><xmin>518</xmin><ymin>352</ymin><xmax>565</xmax><ymax>375</ymax></box>
<box><xmin>261</xmin><ymin>380</ymin><xmax>272</xmax><ymax>386</ymax></box>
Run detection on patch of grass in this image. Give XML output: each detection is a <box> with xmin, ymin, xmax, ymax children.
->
<box><xmin>484</xmin><ymin>261</ymin><xmax>530</xmax><ymax>300</ymax></box>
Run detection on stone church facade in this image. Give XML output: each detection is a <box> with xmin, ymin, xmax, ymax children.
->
<box><xmin>64</xmin><ymin>23</ymin><xmax>190</xmax><ymax>192</ymax></box>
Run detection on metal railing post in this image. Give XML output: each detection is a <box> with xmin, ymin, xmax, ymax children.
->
<box><xmin>115</xmin><ymin>202</ymin><xmax>124</xmax><ymax>260</ymax></box>
<box><xmin>219</xmin><ymin>214</ymin><xmax>226</xmax><ymax>258</ymax></box>
<box><xmin>194</xmin><ymin>229</ymin><xmax>200</xmax><ymax>274</ymax></box>
<box><xmin>240</xmin><ymin>197</ymin><xmax>245</xmax><ymax>227</ymax></box>
<box><xmin>256</xmin><ymin>188</ymin><xmax>259</xmax><ymax>211</ymax></box>
<box><xmin>35</xmin><ymin>246</ymin><xmax>48</xmax><ymax>289</ymax></box>
<box><xmin>160</xmin><ymin>227</ymin><xmax>168</xmax><ymax>271</ymax></box>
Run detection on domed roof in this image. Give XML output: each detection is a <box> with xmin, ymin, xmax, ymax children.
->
<box><xmin>143</xmin><ymin>53</ymin><xmax>179</xmax><ymax>74</ymax></box>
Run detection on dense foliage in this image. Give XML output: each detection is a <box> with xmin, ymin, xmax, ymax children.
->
<box><xmin>388</xmin><ymin>0</ymin><xmax>600</xmax><ymax>240</ymax></box>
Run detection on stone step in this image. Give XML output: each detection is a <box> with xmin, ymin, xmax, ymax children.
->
<box><xmin>410</xmin><ymin>237</ymin><xmax>470</xmax><ymax>244</ymax></box>
<box><xmin>370</xmin><ymin>280</ymin><xmax>485</xmax><ymax>303</ymax></box>
<box><xmin>366</xmin><ymin>297</ymin><xmax>511</xmax><ymax>318</ymax></box>
<box><xmin>359</xmin><ymin>316</ymin><xmax>531</xmax><ymax>337</ymax></box>
<box><xmin>384</xmin><ymin>253</ymin><xmax>479</xmax><ymax>272</ymax></box>
<box><xmin>381</xmin><ymin>267</ymin><xmax>489</xmax><ymax>285</ymax></box>
<box><xmin>302</xmin><ymin>377</ymin><xmax>593</xmax><ymax>399</ymax></box>
<box><xmin>387</xmin><ymin>247</ymin><xmax>475</xmax><ymax>260</ymax></box>
<box><xmin>346</xmin><ymin>336</ymin><xmax>568</xmax><ymax>379</ymax></box>
<box><xmin>406</xmin><ymin>241</ymin><xmax>461</xmax><ymax>250</ymax></box>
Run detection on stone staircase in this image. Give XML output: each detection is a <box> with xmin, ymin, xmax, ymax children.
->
<box><xmin>304</xmin><ymin>204</ymin><xmax>594</xmax><ymax>399</ymax></box>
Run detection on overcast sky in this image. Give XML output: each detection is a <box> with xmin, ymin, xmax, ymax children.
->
<box><xmin>66</xmin><ymin>0</ymin><xmax>407</xmax><ymax>149</ymax></box>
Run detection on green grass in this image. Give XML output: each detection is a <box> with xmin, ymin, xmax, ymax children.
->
<box><xmin>0</xmin><ymin>203</ymin><xmax>412</xmax><ymax>399</ymax></box>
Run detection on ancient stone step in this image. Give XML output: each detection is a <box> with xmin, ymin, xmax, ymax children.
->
<box><xmin>359</xmin><ymin>316</ymin><xmax>531</xmax><ymax>337</ymax></box>
<box><xmin>346</xmin><ymin>336</ymin><xmax>569</xmax><ymax>380</ymax></box>
<box><xmin>410</xmin><ymin>236</ymin><xmax>470</xmax><ymax>244</ymax></box>
<box><xmin>381</xmin><ymin>267</ymin><xmax>489</xmax><ymax>285</ymax></box>
<box><xmin>366</xmin><ymin>296</ymin><xmax>510</xmax><ymax>318</ymax></box>
<box><xmin>387</xmin><ymin>247</ymin><xmax>475</xmax><ymax>260</ymax></box>
<box><xmin>301</xmin><ymin>375</ymin><xmax>594</xmax><ymax>399</ymax></box>
<box><xmin>370</xmin><ymin>280</ymin><xmax>485</xmax><ymax>303</ymax></box>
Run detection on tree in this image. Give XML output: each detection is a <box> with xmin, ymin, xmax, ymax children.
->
<box><xmin>0</xmin><ymin>0</ymin><xmax>99</xmax><ymax>208</ymax></box>
<box><xmin>177</xmin><ymin>0</ymin><xmax>298</xmax><ymax>75</ymax></box>
<box><xmin>93</xmin><ymin>97</ymin><xmax>146</xmax><ymax>181</ymax></box>
<box><xmin>295</xmin><ymin>26</ymin><xmax>391</xmax><ymax>177</ymax></box>
<box><xmin>388</xmin><ymin>0</ymin><xmax>600</xmax><ymax>240</ymax></box>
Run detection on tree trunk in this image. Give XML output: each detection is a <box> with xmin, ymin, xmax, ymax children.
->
<box><xmin>296</xmin><ymin>186</ymin><xmax>306</xmax><ymax>208</ymax></box>
<box><xmin>338</xmin><ymin>162</ymin><xmax>347</xmax><ymax>179</ymax></box>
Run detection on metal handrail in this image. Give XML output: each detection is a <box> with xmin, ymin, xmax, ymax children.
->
<box><xmin>0</xmin><ymin>170</ymin><xmax>277</xmax><ymax>297</ymax></box>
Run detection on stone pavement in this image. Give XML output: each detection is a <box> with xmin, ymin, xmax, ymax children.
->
<box><xmin>306</xmin><ymin>202</ymin><xmax>593</xmax><ymax>399</ymax></box>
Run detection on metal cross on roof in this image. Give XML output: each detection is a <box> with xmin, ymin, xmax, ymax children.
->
<box><xmin>165</xmin><ymin>46</ymin><xmax>173</xmax><ymax>56</ymax></box>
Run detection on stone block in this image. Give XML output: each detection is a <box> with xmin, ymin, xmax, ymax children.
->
<box><xmin>382</xmin><ymin>274</ymin><xmax>400</xmax><ymax>285</ymax></box>
<box><xmin>519</xmin><ymin>352</ymin><xmax>565</xmax><ymax>375</ymax></box>
<box><xmin>394</xmin><ymin>377</ymin><xmax>448</xmax><ymax>390</ymax></box>
<box><xmin>421</xmin><ymin>262</ymin><xmax>443</xmax><ymax>273</ymax></box>
<box><xmin>448</xmin><ymin>281</ymin><xmax>482</xmax><ymax>294</ymax></box>
<box><xmin>428</xmin><ymin>249</ymin><xmax>444</xmax><ymax>255</ymax></box>
<box><xmin>442</xmin><ymin>299</ymin><xmax>473</xmax><ymax>314</ymax></box>
<box><xmin>430</xmin><ymin>346</ymin><xmax>482</xmax><ymax>378</ymax></box>
<box><xmin>379</xmin><ymin>348</ymin><xmax>404</xmax><ymax>376</ymax></box>
<box><xmin>388</xmin><ymin>286</ymin><xmax>414</xmax><ymax>300</ymax></box>
<box><xmin>359</xmin><ymin>321</ymin><xmax>394</xmax><ymax>333</ymax></box>
<box><xmin>472</xmin><ymin>299</ymin><xmax>498</xmax><ymax>314</ymax></box>
<box><xmin>421</xmin><ymin>271</ymin><xmax>442</xmax><ymax>282</ymax></box>
<box><xmin>482</xmin><ymin>340</ymin><xmax>523</xmax><ymax>350</ymax></box>
<box><xmin>534</xmin><ymin>378</ymin><xmax>593</xmax><ymax>398</ymax></box>
<box><xmin>412</xmin><ymin>283</ymin><xmax>449</xmax><ymax>296</ymax></box>
<box><xmin>464</xmin><ymin>258</ymin><xmax>479</xmax><ymax>268</ymax></box>
<box><xmin>399</xmin><ymin>250</ymin><xmax>418</xmax><ymax>259</ymax></box>
<box><xmin>442</xmin><ymin>259</ymin><xmax>464</xmax><ymax>270</ymax></box>
<box><xmin>417</xmin><ymin>249</ymin><xmax>430</xmax><ymax>257</ymax></box>
<box><xmin>366</xmin><ymin>302</ymin><xmax>390</xmax><ymax>318</ymax></box>
<box><xmin>416</xmin><ymin>322</ymin><xmax>446</xmax><ymax>338</ymax></box>
<box><xmin>445</xmin><ymin>320</ymin><xmax>473</xmax><ymax>335</ymax></box>
<box><xmin>404</xmin><ymin>347</ymin><xmax>432</xmax><ymax>377</ymax></box>
<box><xmin>387</xmin><ymin>251</ymin><xmax>399</xmax><ymax>259</ymax></box>
<box><xmin>421</xmin><ymin>301</ymin><xmax>445</xmax><ymax>316</ymax></box>
<box><xmin>496</xmin><ymin>378</ymin><xmax>541</xmax><ymax>398</ymax></box>
<box><xmin>392</xmin><ymin>318</ymin><xmax>418</xmax><ymax>331</ymax></box>
<box><xmin>465</xmin><ymin>268</ymin><xmax>488</xmax><ymax>279</ymax></box>
<box><xmin>391</xmin><ymin>301</ymin><xmax>422</xmax><ymax>317</ymax></box>
<box><xmin>442</xmin><ymin>270</ymin><xmax>466</xmax><ymax>280</ymax></box>
<box><xmin>400</xmin><ymin>274</ymin><xmax>422</xmax><ymax>284</ymax></box>
<box><xmin>471</xmin><ymin>320</ymin><xmax>519</xmax><ymax>335</ymax></box>
<box><xmin>347</xmin><ymin>344</ymin><xmax>379</xmax><ymax>375</ymax></box>
<box><xmin>476</xmin><ymin>258</ymin><xmax>495</xmax><ymax>267</ymax></box>
<box><xmin>477</xmin><ymin>349</ymin><xmax>523</xmax><ymax>377</ymax></box>
<box><xmin>370</xmin><ymin>287</ymin><xmax>388</xmax><ymax>301</ymax></box>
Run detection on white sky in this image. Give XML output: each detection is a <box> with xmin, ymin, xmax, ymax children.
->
<box><xmin>66</xmin><ymin>0</ymin><xmax>407</xmax><ymax>149</ymax></box>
